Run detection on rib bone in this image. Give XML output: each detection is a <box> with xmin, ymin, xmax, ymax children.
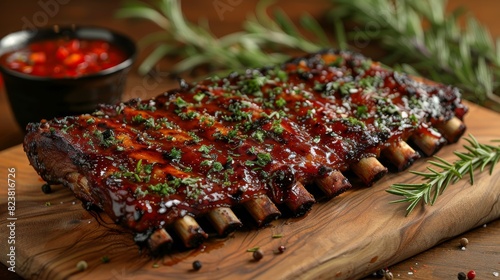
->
<box><xmin>243</xmin><ymin>194</ymin><xmax>281</xmax><ymax>226</ymax></box>
<box><xmin>207</xmin><ymin>207</ymin><xmax>242</xmax><ymax>236</ymax></box>
<box><xmin>315</xmin><ymin>170</ymin><xmax>352</xmax><ymax>197</ymax></box>
<box><xmin>435</xmin><ymin>117</ymin><xmax>466</xmax><ymax>143</ymax></box>
<box><xmin>382</xmin><ymin>140</ymin><xmax>420</xmax><ymax>171</ymax></box>
<box><xmin>350</xmin><ymin>157</ymin><xmax>388</xmax><ymax>186</ymax></box>
<box><xmin>411</xmin><ymin>132</ymin><xmax>446</xmax><ymax>156</ymax></box>
<box><xmin>285</xmin><ymin>181</ymin><xmax>315</xmax><ymax>216</ymax></box>
<box><xmin>173</xmin><ymin>215</ymin><xmax>208</xmax><ymax>248</ymax></box>
<box><xmin>147</xmin><ymin>228</ymin><xmax>173</xmax><ymax>254</ymax></box>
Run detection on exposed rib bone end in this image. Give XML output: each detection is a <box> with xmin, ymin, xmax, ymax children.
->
<box><xmin>382</xmin><ymin>140</ymin><xmax>421</xmax><ymax>171</ymax></box>
<box><xmin>244</xmin><ymin>194</ymin><xmax>281</xmax><ymax>227</ymax></box>
<box><xmin>173</xmin><ymin>215</ymin><xmax>208</xmax><ymax>248</ymax></box>
<box><xmin>315</xmin><ymin>170</ymin><xmax>352</xmax><ymax>197</ymax></box>
<box><xmin>207</xmin><ymin>207</ymin><xmax>242</xmax><ymax>236</ymax></box>
<box><xmin>285</xmin><ymin>181</ymin><xmax>315</xmax><ymax>217</ymax></box>
<box><xmin>411</xmin><ymin>132</ymin><xmax>446</xmax><ymax>156</ymax></box>
<box><xmin>350</xmin><ymin>157</ymin><xmax>388</xmax><ymax>186</ymax></box>
<box><xmin>147</xmin><ymin>228</ymin><xmax>173</xmax><ymax>255</ymax></box>
<box><xmin>435</xmin><ymin>117</ymin><xmax>466</xmax><ymax>143</ymax></box>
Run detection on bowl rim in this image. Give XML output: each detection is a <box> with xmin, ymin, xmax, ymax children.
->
<box><xmin>0</xmin><ymin>25</ymin><xmax>137</xmax><ymax>81</ymax></box>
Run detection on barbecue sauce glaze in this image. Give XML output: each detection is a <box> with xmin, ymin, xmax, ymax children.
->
<box><xmin>26</xmin><ymin>50</ymin><xmax>467</xmax><ymax>234</ymax></box>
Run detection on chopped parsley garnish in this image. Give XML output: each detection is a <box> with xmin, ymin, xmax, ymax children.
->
<box><xmin>175</xmin><ymin>97</ymin><xmax>189</xmax><ymax>108</ymax></box>
<box><xmin>200</xmin><ymin>159</ymin><xmax>213</xmax><ymax>167</ymax></box>
<box><xmin>247</xmin><ymin>146</ymin><xmax>257</xmax><ymax>155</ymax></box>
<box><xmin>252</xmin><ymin>130</ymin><xmax>266</xmax><ymax>143</ymax></box>
<box><xmin>188</xmin><ymin>131</ymin><xmax>202</xmax><ymax>143</ymax></box>
<box><xmin>410</xmin><ymin>114</ymin><xmax>418</xmax><ymax>123</ymax></box>
<box><xmin>148</xmin><ymin>182</ymin><xmax>175</xmax><ymax>196</ymax></box>
<box><xmin>245</xmin><ymin>153</ymin><xmax>272</xmax><ymax>168</ymax></box>
<box><xmin>211</xmin><ymin>161</ymin><xmax>224</xmax><ymax>172</ymax></box>
<box><xmin>115</xmin><ymin>104</ymin><xmax>125</xmax><ymax>115</ymax></box>
<box><xmin>200</xmin><ymin>116</ymin><xmax>215</xmax><ymax>127</ymax></box>
<box><xmin>275</xmin><ymin>69</ymin><xmax>288</xmax><ymax>82</ymax></box>
<box><xmin>134</xmin><ymin>187</ymin><xmax>149</xmax><ymax>198</ymax></box>
<box><xmin>223</xmin><ymin>101</ymin><xmax>252</xmax><ymax>122</ymax></box>
<box><xmin>93</xmin><ymin>129</ymin><xmax>121</xmax><ymax>148</ymax></box>
<box><xmin>168</xmin><ymin>147</ymin><xmax>182</xmax><ymax>161</ymax></box>
<box><xmin>356</xmin><ymin>105</ymin><xmax>369</xmax><ymax>118</ymax></box>
<box><xmin>61</xmin><ymin>124</ymin><xmax>74</xmax><ymax>133</ymax></box>
<box><xmin>198</xmin><ymin>145</ymin><xmax>213</xmax><ymax>154</ymax></box>
<box><xmin>273</xmin><ymin>86</ymin><xmax>283</xmax><ymax>95</ymax></box>
<box><xmin>329</xmin><ymin>56</ymin><xmax>344</xmax><ymax>67</ymax></box>
<box><xmin>119</xmin><ymin>159</ymin><xmax>154</xmax><ymax>183</ymax></box>
<box><xmin>145</xmin><ymin>118</ymin><xmax>159</xmax><ymax>129</ymax></box>
<box><xmin>240</xmin><ymin>75</ymin><xmax>267</xmax><ymax>95</ymax></box>
<box><xmin>132</xmin><ymin>114</ymin><xmax>145</xmax><ymax>124</ymax></box>
<box><xmin>344</xmin><ymin>117</ymin><xmax>366</xmax><ymax>128</ymax></box>
<box><xmin>339</xmin><ymin>82</ymin><xmax>356</xmax><ymax>96</ymax></box>
<box><xmin>313</xmin><ymin>81</ymin><xmax>325</xmax><ymax>91</ymax></box>
<box><xmin>178</xmin><ymin>111</ymin><xmax>199</xmax><ymax>120</ymax></box>
<box><xmin>272</xmin><ymin>119</ymin><xmax>284</xmax><ymax>134</ymax></box>
<box><xmin>146</xmin><ymin>177</ymin><xmax>201</xmax><ymax>197</ymax></box>
<box><xmin>226</xmin><ymin>129</ymin><xmax>238</xmax><ymax>140</ymax></box>
<box><xmin>275</xmin><ymin>98</ymin><xmax>287</xmax><ymax>108</ymax></box>
<box><xmin>157</xmin><ymin>117</ymin><xmax>174</xmax><ymax>129</ymax></box>
<box><xmin>193</xmin><ymin>93</ymin><xmax>205</xmax><ymax>102</ymax></box>
<box><xmin>137</xmin><ymin>103</ymin><xmax>157</xmax><ymax>112</ymax></box>
<box><xmin>185</xmin><ymin>186</ymin><xmax>203</xmax><ymax>199</ymax></box>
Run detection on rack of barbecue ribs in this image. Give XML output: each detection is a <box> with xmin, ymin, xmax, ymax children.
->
<box><xmin>24</xmin><ymin>50</ymin><xmax>468</xmax><ymax>254</ymax></box>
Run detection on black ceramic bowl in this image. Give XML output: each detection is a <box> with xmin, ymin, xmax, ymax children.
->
<box><xmin>0</xmin><ymin>26</ymin><xmax>136</xmax><ymax>129</ymax></box>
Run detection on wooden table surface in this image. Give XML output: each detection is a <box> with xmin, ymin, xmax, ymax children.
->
<box><xmin>0</xmin><ymin>1</ymin><xmax>498</xmax><ymax>279</ymax></box>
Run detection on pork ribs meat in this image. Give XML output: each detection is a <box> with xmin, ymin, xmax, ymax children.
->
<box><xmin>24</xmin><ymin>50</ymin><xmax>468</xmax><ymax>253</ymax></box>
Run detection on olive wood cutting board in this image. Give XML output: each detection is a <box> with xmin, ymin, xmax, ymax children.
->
<box><xmin>1</xmin><ymin>101</ymin><xmax>499</xmax><ymax>280</ymax></box>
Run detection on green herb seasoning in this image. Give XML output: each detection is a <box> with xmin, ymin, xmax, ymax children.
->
<box><xmin>168</xmin><ymin>148</ymin><xmax>182</xmax><ymax>161</ymax></box>
<box><xmin>245</xmin><ymin>153</ymin><xmax>272</xmax><ymax>168</ymax></box>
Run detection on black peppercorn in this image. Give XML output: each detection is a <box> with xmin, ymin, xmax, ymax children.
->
<box><xmin>253</xmin><ymin>249</ymin><xmax>263</xmax><ymax>261</ymax></box>
<box><xmin>41</xmin><ymin>184</ymin><xmax>52</xmax><ymax>194</ymax></box>
<box><xmin>457</xmin><ymin>272</ymin><xmax>466</xmax><ymax>280</ymax></box>
<box><xmin>192</xmin><ymin>260</ymin><xmax>202</xmax><ymax>271</ymax></box>
<box><xmin>459</xmin><ymin>237</ymin><xmax>469</xmax><ymax>247</ymax></box>
<box><xmin>374</xmin><ymin>269</ymin><xmax>385</xmax><ymax>278</ymax></box>
<box><xmin>278</xmin><ymin>245</ymin><xmax>286</xmax><ymax>253</ymax></box>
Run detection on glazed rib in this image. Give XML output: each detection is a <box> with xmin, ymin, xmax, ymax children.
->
<box><xmin>23</xmin><ymin>50</ymin><xmax>468</xmax><ymax>253</ymax></box>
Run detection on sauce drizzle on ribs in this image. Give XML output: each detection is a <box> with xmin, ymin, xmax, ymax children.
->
<box><xmin>24</xmin><ymin>50</ymin><xmax>468</xmax><ymax>253</ymax></box>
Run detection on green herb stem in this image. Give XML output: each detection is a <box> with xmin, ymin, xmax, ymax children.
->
<box><xmin>387</xmin><ymin>135</ymin><xmax>500</xmax><ymax>216</ymax></box>
<box><xmin>116</xmin><ymin>0</ymin><xmax>337</xmax><ymax>75</ymax></box>
<box><xmin>330</xmin><ymin>0</ymin><xmax>500</xmax><ymax>106</ymax></box>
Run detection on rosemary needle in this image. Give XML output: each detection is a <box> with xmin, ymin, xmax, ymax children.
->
<box><xmin>387</xmin><ymin>135</ymin><xmax>500</xmax><ymax>216</ymax></box>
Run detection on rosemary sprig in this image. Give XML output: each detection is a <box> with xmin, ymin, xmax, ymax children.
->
<box><xmin>387</xmin><ymin>135</ymin><xmax>500</xmax><ymax>216</ymax></box>
<box><xmin>116</xmin><ymin>0</ymin><xmax>500</xmax><ymax>109</ymax></box>
<box><xmin>331</xmin><ymin>0</ymin><xmax>500</xmax><ymax>107</ymax></box>
<box><xmin>116</xmin><ymin>0</ymin><xmax>333</xmax><ymax>75</ymax></box>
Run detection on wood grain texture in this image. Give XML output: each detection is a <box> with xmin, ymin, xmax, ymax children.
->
<box><xmin>373</xmin><ymin>219</ymin><xmax>500</xmax><ymax>279</ymax></box>
<box><xmin>0</xmin><ymin>101</ymin><xmax>499</xmax><ymax>280</ymax></box>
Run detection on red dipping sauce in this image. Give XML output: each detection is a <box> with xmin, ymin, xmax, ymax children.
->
<box><xmin>0</xmin><ymin>38</ymin><xmax>127</xmax><ymax>78</ymax></box>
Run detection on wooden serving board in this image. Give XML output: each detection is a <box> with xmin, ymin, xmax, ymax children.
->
<box><xmin>1</xmin><ymin>101</ymin><xmax>499</xmax><ymax>280</ymax></box>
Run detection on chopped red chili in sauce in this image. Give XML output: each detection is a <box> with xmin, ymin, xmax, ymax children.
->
<box><xmin>1</xmin><ymin>39</ymin><xmax>127</xmax><ymax>78</ymax></box>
